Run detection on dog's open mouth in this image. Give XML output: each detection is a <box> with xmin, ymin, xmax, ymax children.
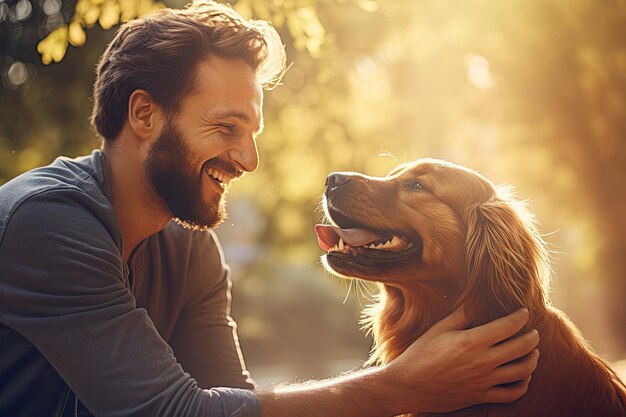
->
<box><xmin>315</xmin><ymin>225</ymin><xmax>411</xmax><ymax>253</ymax></box>
<box><xmin>314</xmin><ymin>223</ymin><xmax>420</xmax><ymax>267</ymax></box>
<box><xmin>315</xmin><ymin>195</ymin><xmax>423</xmax><ymax>269</ymax></box>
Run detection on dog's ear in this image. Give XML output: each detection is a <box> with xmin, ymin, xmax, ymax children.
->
<box><xmin>457</xmin><ymin>196</ymin><xmax>549</xmax><ymax>327</ymax></box>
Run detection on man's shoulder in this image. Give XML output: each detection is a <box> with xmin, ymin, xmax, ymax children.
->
<box><xmin>0</xmin><ymin>151</ymin><xmax>119</xmax><ymax>249</ymax></box>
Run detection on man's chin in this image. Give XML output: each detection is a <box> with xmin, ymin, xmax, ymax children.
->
<box><xmin>174</xmin><ymin>213</ymin><xmax>224</xmax><ymax>231</ymax></box>
<box><xmin>172</xmin><ymin>201</ymin><xmax>226</xmax><ymax>231</ymax></box>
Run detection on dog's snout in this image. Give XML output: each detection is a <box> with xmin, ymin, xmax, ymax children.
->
<box><xmin>326</xmin><ymin>173</ymin><xmax>350</xmax><ymax>190</ymax></box>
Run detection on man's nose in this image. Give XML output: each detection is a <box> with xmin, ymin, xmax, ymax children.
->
<box><xmin>325</xmin><ymin>173</ymin><xmax>350</xmax><ymax>190</ymax></box>
<box><xmin>231</xmin><ymin>136</ymin><xmax>259</xmax><ymax>173</ymax></box>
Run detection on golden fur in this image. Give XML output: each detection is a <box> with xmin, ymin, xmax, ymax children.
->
<box><xmin>319</xmin><ymin>159</ymin><xmax>626</xmax><ymax>417</ymax></box>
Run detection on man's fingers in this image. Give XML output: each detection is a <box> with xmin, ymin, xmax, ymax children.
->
<box><xmin>428</xmin><ymin>307</ymin><xmax>468</xmax><ymax>333</ymax></box>
<box><xmin>488</xmin><ymin>329</ymin><xmax>539</xmax><ymax>367</ymax></box>
<box><xmin>485</xmin><ymin>376</ymin><xmax>532</xmax><ymax>403</ymax></box>
<box><xmin>466</xmin><ymin>308</ymin><xmax>530</xmax><ymax>346</ymax></box>
<box><xmin>489</xmin><ymin>349</ymin><xmax>540</xmax><ymax>385</ymax></box>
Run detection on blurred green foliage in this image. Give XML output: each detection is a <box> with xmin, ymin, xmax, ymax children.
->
<box><xmin>1</xmin><ymin>0</ymin><xmax>625</xmax><ymax>381</ymax></box>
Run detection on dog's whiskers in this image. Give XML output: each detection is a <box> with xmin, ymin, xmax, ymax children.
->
<box><xmin>343</xmin><ymin>279</ymin><xmax>354</xmax><ymax>305</ymax></box>
<box><xmin>353</xmin><ymin>280</ymin><xmax>365</xmax><ymax>309</ymax></box>
<box><xmin>355</xmin><ymin>279</ymin><xmax>377</xmax><ymax>309</ymax></box>
<box><xmin>359</xmin><ymin>280</ymin><xmax>376</xmax><ymax>300</ymax></box>
<box><xmin>378</xmin><ymin>151</ymin><xmax>401</xmax><ymax>165</ymax></box>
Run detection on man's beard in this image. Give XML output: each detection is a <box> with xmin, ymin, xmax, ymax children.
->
<box><xmin>145</xmin><ymin>122</ymin><xmax>227</xmax><ymax>231</ymax></box>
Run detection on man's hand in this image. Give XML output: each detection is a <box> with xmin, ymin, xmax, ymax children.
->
<box><xmin>385</xmin><ymin>308</ymin><xmax>539</xmax><ymax>414</ymax></box>
<box><xmin>259</xmin><ymin>308</ymin><xmax>538</xmax><ymax>417</ymax></box>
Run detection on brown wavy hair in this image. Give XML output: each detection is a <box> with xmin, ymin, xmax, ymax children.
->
<box><xmin>91</xmin><ymin>0</ymin><xmax>286</xmax><ymax>141</ymax></box>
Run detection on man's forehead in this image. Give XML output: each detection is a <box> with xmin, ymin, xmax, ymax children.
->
<box><xmin>194</xmin><ymin>54</ymin><xmax>261</xmax><ymax>85</ymax></box>
<box><xmin>188</xmin><ymin>55</ymin><xmax>262</xmax><ymax>98</ymax></box>
<box><xmin>184</xmin><ymin>55</ymin><xmax>264</xmax><ymax>129</ymax></box>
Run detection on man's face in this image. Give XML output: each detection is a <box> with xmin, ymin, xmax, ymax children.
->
<box><xmin>145</xmin><ymin>55</ymin><xmax>264</xmax><ymax>231</ymax></box>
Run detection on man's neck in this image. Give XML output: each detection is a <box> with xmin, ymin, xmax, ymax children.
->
<box><xmin>102</xmin><ymin>141</ymin><xmax>171</xmax><ymax>262</ymax></box>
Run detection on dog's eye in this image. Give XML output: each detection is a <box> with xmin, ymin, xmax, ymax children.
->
<box><xmin>412</xmin><ymin>181</ymin><xmax>425</xmax><ymax>190</ymax></box>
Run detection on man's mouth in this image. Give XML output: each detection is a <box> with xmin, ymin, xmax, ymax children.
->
<box><xmin>205</xmin><ymin>167</ymin><xmax>234</xmax><ymax>190</ymax></box>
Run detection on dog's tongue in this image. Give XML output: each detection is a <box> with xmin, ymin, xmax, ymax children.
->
<box><xmin>314</xmin><ymin>224</ymin><xmax>385</xmax><ymax>251</ymax></box>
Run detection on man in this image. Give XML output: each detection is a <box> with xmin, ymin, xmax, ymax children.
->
<box><xmin>0</xmin><ymin>1</ymin><xmax>539</xmax><ymax>416</ymax></box>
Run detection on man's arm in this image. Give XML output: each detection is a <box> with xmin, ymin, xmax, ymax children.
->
<box><xmin>257</xmin><ymin>308</ymin><xmax>539</xmax><ymax>417</ymax></box>
<box><xmin>0</xmin><ymin>190</ymin><xmax>258</xmax><ymax>417</ymax></box>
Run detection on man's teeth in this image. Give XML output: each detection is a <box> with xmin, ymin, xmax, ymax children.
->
<box><xmin>206</xmin><ymin>168</ymin><xmax>231</xmax><ymax>186</ymax></box>
<box><xmin>327</xmin><ymin>235</ymin><xmax>408</xmax><ymax>253</ymax></box>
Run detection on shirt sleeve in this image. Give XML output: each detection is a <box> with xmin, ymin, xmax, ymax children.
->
<box><xmin>168</xmin><ymin>230</ymin><xmax>255</xmax><ymax>390</ymax></box>
<box><xmin>0</xmin><ymin>190</ymin><xmax>260</xmax><ymax>417</ymax></box>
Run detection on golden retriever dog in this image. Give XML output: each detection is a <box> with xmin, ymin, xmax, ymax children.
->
<box><xmin>314</xmin><ymin>159</ymin><xmax>626</xmax><ymax>417</ymax></box>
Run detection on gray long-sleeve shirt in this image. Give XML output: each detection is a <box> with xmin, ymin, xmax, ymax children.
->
<box><xmin>0</xmin><ymin>150</ymin><xmax>261</xmax><ymax>416</ymax></box>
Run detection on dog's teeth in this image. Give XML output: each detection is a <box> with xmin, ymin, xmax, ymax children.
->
<box><xmin>361</xmin><ymin>236</ymin><xmax>408</xmax><ymax>251</ymax></box>
<box><xmin>338</xmin><ymin>238</ymin><xmax>344</xmax><ymax>251</ymax></box>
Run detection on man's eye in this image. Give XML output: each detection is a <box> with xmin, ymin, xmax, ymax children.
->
<box><xmin>220</xmin><ymin>124</ymin><xmax>236</xmax><ymax>133</ymax></box>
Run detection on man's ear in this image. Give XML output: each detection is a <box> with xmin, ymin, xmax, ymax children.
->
<box><xmin>127</xmin><ymin>90</ymin><xmax>163</xmax><ymax>140</ymax></box>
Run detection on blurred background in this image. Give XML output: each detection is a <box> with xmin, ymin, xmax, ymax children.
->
<box><xmin>1</xmin><ymin>0</ymin><xmax>625</xmax><ymax>385</ymax></box>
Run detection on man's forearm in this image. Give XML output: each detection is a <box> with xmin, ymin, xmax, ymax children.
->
<box><xmin>256</xmin><ymin>365</ymin><xmax>411</xmax><ymax>417</ymax></box>
<box><xmin>255</xmin><ymin>309</ymin><xmax>540</xmax><ymax>417</ymax></box>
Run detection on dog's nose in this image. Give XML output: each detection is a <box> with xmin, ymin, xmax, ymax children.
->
<box><xmin>326</xmin><ymin>173</ymin><xmax>350</xmax><ymax>190</ymax></box>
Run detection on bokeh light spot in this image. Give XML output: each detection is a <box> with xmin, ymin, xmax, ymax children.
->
<box><xmin>358</xmin><ymin>0</ymin><xmax>379</xmax><ymax>13</ymax></box>
<box><xmin>42</xmin><ymin>0</ymin><xmax>61</xmax><ymax>16</ymax></box>
<box><xmin>465</xmin><ymin>54</ymin><xmax>494</xmax><ymax>90</ymax></box>
<box><xmin>8</xmin><ymin>61</ymin><xmax>28</xmax><ymax>86</ymax></box>
<box><xmin>15</xmin><ymin>0</ymin><xmax>32</xmax><ymax>21</ymax></box>
<box><xmin>0</xmin><ymin>3</ymin><xmax>9</xmax><ymax>23</ymax></box>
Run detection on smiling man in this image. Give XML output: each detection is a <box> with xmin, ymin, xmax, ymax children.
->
<box><xmin>0</xmin><ymin>1</ymin><xmax>539</xmax><ymax>416</ymax></box>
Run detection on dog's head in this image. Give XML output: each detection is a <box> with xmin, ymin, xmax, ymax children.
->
<box><xmin>316</xmin><ymin>158</ymin><xmax>549</xmax><ymax>325</ymax></box>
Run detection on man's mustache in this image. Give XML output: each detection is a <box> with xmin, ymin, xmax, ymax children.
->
<box><xmin>203</xmin><ymin>158</ymin><xmax>242</xmax><ymax>179</ymax></box>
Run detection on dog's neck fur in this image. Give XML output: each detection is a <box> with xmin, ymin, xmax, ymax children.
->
<box><xmin>365</xmin><ymin>281</ymin><xmax>462</xmax><ymax>365</ymax></box>
<box><xmin>365</xmin><ymin>275</ymin><xmax>626</xmax><ymax>417</ymax></box>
